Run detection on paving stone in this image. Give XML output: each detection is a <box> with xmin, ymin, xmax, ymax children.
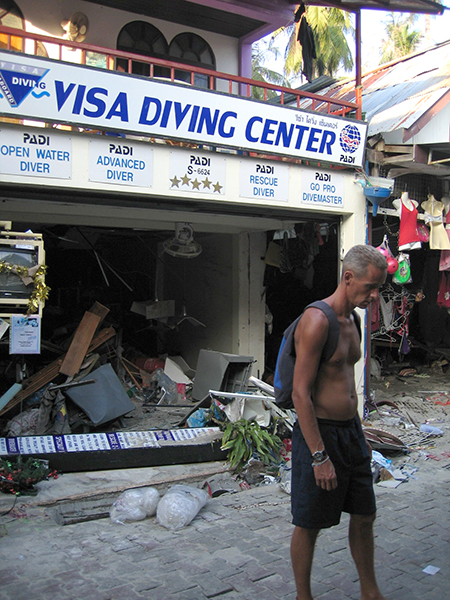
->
<box><xmin>195</xmin><ymin>575</ymin><xmax>234</xmax><ymax>597</ymax></box>
<box><xmin>1</xmin><ymin>465</ymin><xmax>449</xmax><ymax>600</ymax></box>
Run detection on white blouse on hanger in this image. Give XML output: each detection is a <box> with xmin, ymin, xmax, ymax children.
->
<box><xmin>421</xmin><ymin>195</ymin><xmax>450</xmax><ymax>250</ymax></box>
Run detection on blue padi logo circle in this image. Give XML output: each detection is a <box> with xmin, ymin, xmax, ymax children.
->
<box><xmin>339</xmin><ymin>124</ymin><xmax>361</xmax><ymax>154</ymax></box>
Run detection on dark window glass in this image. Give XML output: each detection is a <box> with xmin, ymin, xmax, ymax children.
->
<box><xmin>169</xmin><ymin>33</ymin><xmax>215</xmax><ymax>88</ymax></box>
<box><xmin>116</xmin><ymin>21</ymin><xmax>169</xmax><ymax>78</ymax></box>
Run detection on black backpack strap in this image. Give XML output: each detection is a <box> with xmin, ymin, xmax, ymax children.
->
<box><xmin>352</xmin><ymin>310</ymin><xmax>362</xmax><ymax>340</ymax></box>
<box><xmin>304</xmin><ymin>301</ymin><xmax>340</xmax><ymax>363</ymax></box>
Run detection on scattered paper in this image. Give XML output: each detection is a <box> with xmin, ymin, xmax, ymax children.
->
<box><xmin>423</xmin><ymin>565</ymin><xmax>440</xmax><ymax>575</ymax></box>
<box><xmin>377</xmin><ymin>479</ymin><xmax>403</xmax><ymax>488</ymax></box>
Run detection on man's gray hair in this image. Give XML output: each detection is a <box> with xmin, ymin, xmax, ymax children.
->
<box><xmin>342</xmin><ymin>244</ymin><xmax>387</xmax><ymax>278</ymax></box>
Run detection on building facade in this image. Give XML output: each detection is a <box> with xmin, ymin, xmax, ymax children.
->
<box><xmin>0</xmin><ymin>0</ymin><xmax>369</xmax><ymax>400</ymax></box>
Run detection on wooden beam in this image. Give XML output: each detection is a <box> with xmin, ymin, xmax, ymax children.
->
<box><xmin>59</xmin><ymin>311</ymin><xmax>102</xmax><ymax>376</ymax></box>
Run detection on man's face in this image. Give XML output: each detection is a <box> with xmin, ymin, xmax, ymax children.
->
<box><xmin>345</xmin><ymin>263</ymin><xmax>387</xmax><ymax>309</ymax></box>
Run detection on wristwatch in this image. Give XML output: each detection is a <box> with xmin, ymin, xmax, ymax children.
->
<box><xmin>311</xmin><ymin>450</ymin><xmax>328</xmax><ymax>463</ymax></box>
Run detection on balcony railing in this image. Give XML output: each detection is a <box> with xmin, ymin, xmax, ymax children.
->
<box><xmin>0</xmin><ymin>25</ymin><xmax>361</xmax><ymax>121</ymax></box>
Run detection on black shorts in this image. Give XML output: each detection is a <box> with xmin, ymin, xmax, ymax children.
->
<box><xmin>291</xmin><ymin>415</ymin><xmax>376</xmax><ymax>529</ymax></box>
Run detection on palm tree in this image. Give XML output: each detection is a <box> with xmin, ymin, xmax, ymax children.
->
<box><xmin>251</xmin><ymin>38</ymin><xmax>292</xmax><ymax>99</ymax></box>
<box><xmin>380</xmin><ymin>13</ymin><xmax>423</xmax><ymax>64</ymax></box>
<box><xmin>275</xmin><ymin>5</ymin><xmax>354</xmax><ymax>82</ymax></box>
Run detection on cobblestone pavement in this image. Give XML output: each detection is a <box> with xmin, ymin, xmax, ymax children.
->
<box><xmin>0</xmin><ymin>463</ymin><xmax>449</xmax><ymax>600</ymax></box>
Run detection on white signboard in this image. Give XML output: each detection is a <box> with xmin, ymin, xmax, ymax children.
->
<box><xmin>89</xmin><ymin>138</ymin><xmax>153</xmax><ymax>187</ymax></box>
<box><xmin>0</xmin><ymin>51</ymin><xmax>367</xmax><ymax>167</ymax></box>
<box><xmin>16</xmin><ymin>436</ymin><xmax>56</xmax><ymax>454</ymax></box>
<box><xmin>9</xmin><ymin>314</ymin><xmax>41</xmax><ymax>354</ymax></box>
<box><xmin>0</xmin><ymin>128</ymin><xmax>71</xmax><ymax>178</ymax></box>
<box><xmin>169</xmin><ymin>150</ymin><xmax>226</xmax><ymax>194</ymax></box>
<box><xmin>240</xmin><ymin>160</ymin><xmax>289</xmax><ymax>202</ymax></box>
<box><xmin>301</xmin><ymin>169</ymin><xmax>344</xmax><ymax>208</ymax></box>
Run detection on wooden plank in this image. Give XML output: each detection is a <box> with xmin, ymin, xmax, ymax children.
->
<box><xmin>46</xmin><ymin>499</ymin><xmax>111</xmax><ymax>525</ymax></box>
<box><xmin>59</xmin><ymin>311</ymin><xmax>102</xmax><ymax>376</ymax></box>
<box><xmin>0</xmin><ymin>327</ymin><xmax>116</xmax><ymax>416</ymax></box>
<box><xmin>87</xmin><ymin>301</ymin><xmax>110</xmax><ymax>322</ymax></box>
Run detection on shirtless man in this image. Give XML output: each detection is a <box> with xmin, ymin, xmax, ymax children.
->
<box><xmin>290</xmin><ymin>245</ymin><xmax>388</xmax><ymax>600</ymax></box>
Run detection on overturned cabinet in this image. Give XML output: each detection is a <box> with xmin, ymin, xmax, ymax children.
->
<box><xmin>192</xmin><ymin>349</ymin><xmax>254</xmax><ymax>402</ymax></box>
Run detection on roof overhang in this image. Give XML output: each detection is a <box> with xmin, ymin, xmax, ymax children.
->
<box><xmin>83</xmin><ymin>0</ymin><xmax>297</xmax><ymax>43</ymax></box>
<box><xmin>83</xmin><ymin>0</ymin><xmax>446</xmax><ymax>45</ymax></box>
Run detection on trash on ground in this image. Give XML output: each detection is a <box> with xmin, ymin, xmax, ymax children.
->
<box><xmin>423</xmin><ymin>565</ymin><xmax>440</xmax><ymax>575</ymax></box>
<box><xmin>156</xmin><ymin>484</ymin><xmax>209</xmax><ymax>530</ymax></box>
<box><xmin>109</xmin><ymin>487</ymin><xmax>160</xmax><ymax>524</ymax></box>
<box><xmin>420</xmin><ymin>423</ymin><xmax>444</xmax><ymax>435</ymax></box>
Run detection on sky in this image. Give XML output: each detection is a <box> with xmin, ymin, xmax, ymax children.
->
<box><xmin>361</xmin><ymin>9</ymin><xmax>450</xmax><ymax>71</ymax></box>
<box><xmin>260</xmin><ymin>8</ymin><xmax>450</xmax><ymax>82</ymax></box>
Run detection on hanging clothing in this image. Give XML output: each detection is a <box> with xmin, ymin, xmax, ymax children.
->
<box><xmin>439</xmin><ymin>208</ymin><xmax>450</xmax><ymax>270</ymax></box>
<box><xmin>295</xmin><ymin>3</ymin><xmax>316</xmax><ymax>83</ymax></box>
<box><xmin>394</xmin><ymin>195</ymin><xmax>421</xmax><ymax>250</ymax></box>
<box><xmin>379</xmin><ymin>294</ymin><xmax>395</xmax><ymax>330</ymax></box>
<box><xmin>437</xmin><ymin>271</ymin><xmax>450</xmax><ymax>308</ymax></box>
<box><xmin>421</xmin><ymin>197</ymin><xmax>450</xmax><ymax>250</ymax></box>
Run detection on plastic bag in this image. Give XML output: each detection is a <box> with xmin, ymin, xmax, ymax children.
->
<box><xmin>392</xmin><ymin>253</ymin><xmax>412</xmax><ymax>285</ymax></box>
<box><xmin>156</xmin><ymin>484</ymin><xmax>209</xmax><ymax>530</ymax></box>
<box><xmin>109</xmin><ymin>487</ymin><xmax>160</xmax><ymax>524</ymax></box>
<box><xmin>278</xmin><ymin>464</ymin><xmax>291</xmax><ymax>495</ymax></box>
<box><xmin>376</xmin><ymin>235</ymin><xmax>398</xmax><ymax>274</ymax></box>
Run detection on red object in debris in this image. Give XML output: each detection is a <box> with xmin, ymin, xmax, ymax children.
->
<box><xmin>133</xmin><ymin>357</ymin><xmax>165</xmax><ymax>373</ymax></box>
<box><xmin>283</xmin><ymin>438</ymin><xmax>292</xmax><ymax>453</ymax></box>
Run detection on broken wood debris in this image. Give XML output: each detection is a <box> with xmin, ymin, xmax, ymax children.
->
<box><xmin>0</xmin><ymin>326</ymin><xmax>116</xmax><ymax>417</ymax></box>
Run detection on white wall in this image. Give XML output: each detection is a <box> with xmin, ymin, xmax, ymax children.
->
<box><xmin>19</xmin><ymin>0</ymin><xmax>239</xmax><ymax>86</ymax></box>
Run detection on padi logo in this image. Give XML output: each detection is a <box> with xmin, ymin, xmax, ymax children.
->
<box><xmin>339</xmin><ymin>124</ymin><xmax>361</xmax><ymax>164</ymax></box>
<box><xmin>0</xmin><ymin>61</ymin><xmax>49</xmax><ymax>107</ymax></box>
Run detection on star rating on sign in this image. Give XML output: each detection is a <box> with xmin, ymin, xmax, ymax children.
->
<box><xmin>170</xmin><ymin>173</ymin><xmax>224</xmax><ymax>193</ymax></box>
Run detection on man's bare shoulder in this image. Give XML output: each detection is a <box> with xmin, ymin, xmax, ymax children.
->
<box><xmin>294</xmin><ymin>305</ymin><xmax>329</xmax><ymax>344</ymax></box>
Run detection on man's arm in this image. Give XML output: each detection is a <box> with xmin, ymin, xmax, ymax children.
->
<box><xmin>291</xmin><ymin>308</ymin><xmax>338</xmax><ymax>491</ymax></box>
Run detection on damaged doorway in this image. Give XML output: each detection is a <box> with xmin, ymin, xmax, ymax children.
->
<box><xmin>263</xmin><ymin>219</ymin><xmax>340</xmax><ymax>383</ymax></box>
<box><xmin>0</xmin><ymin>222</ymin><xmax>238</xmax><ymax>435</ymax></box>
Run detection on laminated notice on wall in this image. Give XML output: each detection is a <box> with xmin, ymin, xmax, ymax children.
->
<box><xmin>9</xmin><ymin>314</ymin><xmax>41</xmax><ymax>354</ymax></box>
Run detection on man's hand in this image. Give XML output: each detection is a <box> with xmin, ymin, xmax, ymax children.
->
<box><xmin>313</xmin><ymin>459</ymin><xmax>337</xmax><ymax>491</ymax></box>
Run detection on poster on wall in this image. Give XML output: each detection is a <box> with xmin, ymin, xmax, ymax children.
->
<box><xmin>169</xmin><ymin>150</ymin><xmax>226</xmax><ymax>194</ymax></box>
<box><xmin>0</xmin><ymin>128</ymin><xmax>72</xmax><ymax>179</ymax></box>
<box><xmin>239</xmin><ymin>160</ymin><xmax>289</xmax><ymax>202</ymax></box>
<box><xmin>88</xmin><ymin>138</ymin><xmax>153</xmax><ymax>187</ymax></box>
<box><xmin>0</xmin><ymin>51</ymin><xmax>368</xmax><ymax>167</ymax></box>
<box><xmin>301</xmin><ymin>169</ymin><xmax>344</xmax><ymax>208</ymax></box>
<box><xmin>9</xmin><ymin>315</ymin><xmax>41</xmax><ymax>354</ymax></box>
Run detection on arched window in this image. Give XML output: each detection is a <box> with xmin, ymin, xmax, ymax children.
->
<box><xmin>116</xmin><ymin>21</ymin><xmax>169</xmax><ymax>78</ymax></box>
<box><xmin>0</xmin><ymin>1</ymin><xmax>47</xmax><ymax>56</ymax></box>
<box><xmin>168</xmin><ymin>33</ymin><xmax>215</xmax><ymax>88</ymax></box>
<box><xmin>0</xmin><ymin>0</ymin><xmax>25</xmax><ymax>51</ymax></box>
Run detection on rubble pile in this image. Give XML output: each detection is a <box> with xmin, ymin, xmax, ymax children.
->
<box><xmin>363</xmin><ymin>361</ymin><xmax>450</xmax><ymax>487</ymax></box>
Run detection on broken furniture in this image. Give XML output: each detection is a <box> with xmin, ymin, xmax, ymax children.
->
<box><xmin>191</xmin><ymin>350</ymin><xmax>254</xmax><ymax>402</ymax></box>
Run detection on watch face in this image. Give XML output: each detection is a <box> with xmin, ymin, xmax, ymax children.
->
<box><xmin>312</xmin><ymin>451</ymin><xmax>327</xmax><ymax>461</ymax></box>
